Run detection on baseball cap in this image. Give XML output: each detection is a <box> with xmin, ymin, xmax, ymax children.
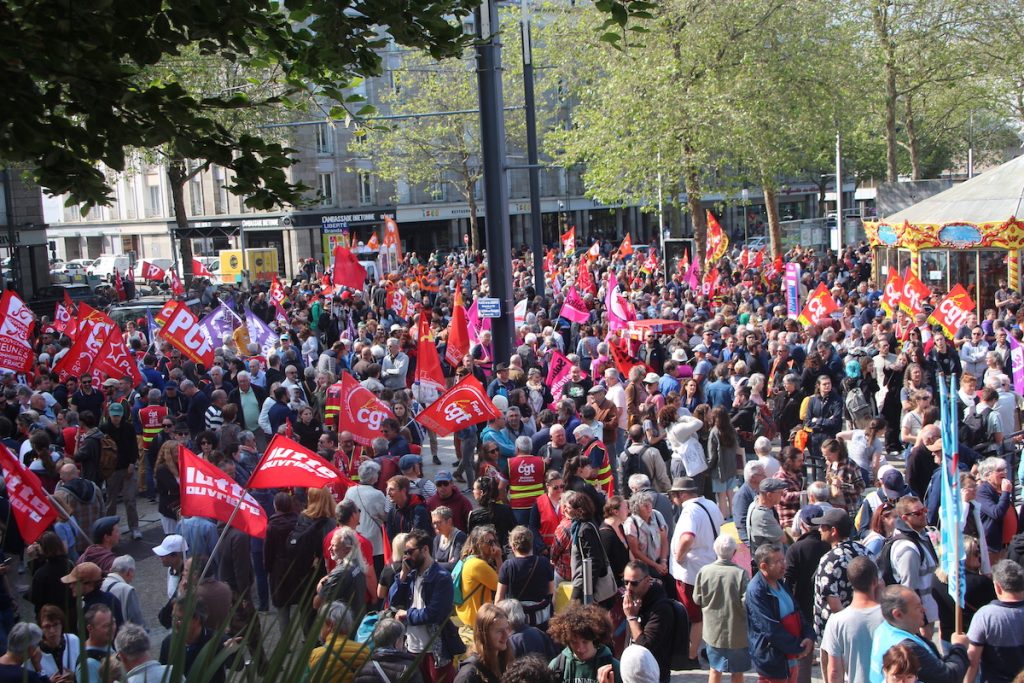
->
<box><xmin>881</xmin><ymin>469</ymin><xmax>908</xmax><ymax>499</ymax></box>
<box><xmin>102</xmin><ymin>378</ymin><xmax>119</xmax><ymax>387</ymax></box>
<box><xmin>165</xmin><ymin>381</ymin><xmax>179</xmax><ymax>390</ymax></box>
<box><xmin>800</xmin><ymin>504</ymin><xmax>824</xmax><ymax>526</ymax></box>
<box><xmin>108</xmin><ymin>403</ymin><xmax>125</xmax><ymax>417</ymax></box>
<box><xmin>434</xmin><ymin>470</ymin><xmax>453</xmax><ymax>483</ymax></box>
<box><xmin>588</xmin><ymin>385</ymin><xmax>605</xmax><ymax>394</ymax></box>
<box><xmin>61</xmin><ymin>562</ymin><xmax>102</xmax><ymax>584</ymax></box>
<box><xmin>812</xmin><ymin>508</ymin><xmax>852</xmax><ymax>535</ymax></box>
<box><xmin>693</xmin><ymin>344</ymin><xmax>708</xmax><ymax>353</ymax></box>
<box><xmin>398</xmin><ymin>454</ymin><xmax>422</xmax><ymax>472</ymax></box>
<box><xmin>643</xmin><ymin>372</ymin><xmax>660</xmax><ymax>384</ymax></box>
<box><xmin>153</xmin><ymin>534</ymin><xmax>189</xmax><ymax>557</ymax></box>
<box><xmin>91</xmin><ymin>516</ymin><xmax>120</xmax><ymax>543</ymax></box>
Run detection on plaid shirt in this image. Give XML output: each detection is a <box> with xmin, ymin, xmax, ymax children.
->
<box><xmin>827</xmin><ymin>461</ymin><xmax>865</xmax><ymax>515</ymax></box>
<box><xmin>550</xmin><ymin>517</ymin><xmax>573</xmax><ymax>580</ymax></box>
<box><xmin>774</xmin><ymin>468</ymin><xmax>805</xmax><ymax>532</ymax></box>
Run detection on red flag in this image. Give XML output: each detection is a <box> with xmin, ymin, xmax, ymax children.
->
<box><xmin>609</xmin><ymin>341</ymin><xmax>637</xmax><ymax>378</ymax></box>
<box><xmin>53</xmin><ymin>333</ymin><xmax>98</xmax><ymax>382</ymax></box>
<box><xmin>900</xmin><ymin>268</ymin><xmax>930</xmax><ymax>317</ymax></box>
<box><xmin>701</xmin><ymin>268</ymin><xmax>720</xmax><ymax>298</ymax></box>
<box><xmin>168</xmin><ymin>268</ymin><xmax>184</xmax><ymax>296</ymax></box>
<box><xmin>125</xmin><ymin>264</ymin><xmax>134</xmax><ymax>284</ymax></box>
<box><xmin>798</xmin><ymin>282</ymin><xmax>840</xmax><ymax>326</ymax></box>
<box><xmin>561</xmin><ymin>226</ymin><xmax>576</xmax><ymax>255</ymax></box>
<box><xmin>91</xmin><ymin>326</ymin><xmax>144</xmax><ymax>387</ymax></box>
<box><xmin>618</xmin><ymin>234</ymin><xmax>634</xmax><ymax>258</ymax></box>
<box><xmin>0</xmin><ymin>444</ymin><xmax>58</xmax><ymax>544</ymax></box>
<box><xmin>179</xmin><ymin>446</ymin><xmax>267</xmax><ymax>538</ymax></box>
<box><xmin>587</xmin><ymin>242</ymin><xmax>600</xmax><ymax>260</ymax></box>
<box><xmin>927</xmin><ymin>284</ymin><xmax>975</xmax><ymax>338</ymax></box>
<box><xmin>63</xmin><ymin>288</ymin><xmax>74</xmax><ymax>313</ymax></box>
<box><xmin>332</xmin><ymin>246</ymin><xmax>366</xmax><ymax>290</ymax></box>
<box><xmin>53</xmin><ymin>302</ymin><xmax>74</xmax><ymax>337</ymax></box>
<box><xmin>160</xmin><ymin>301</ymin><xmax>215</xmax><ymax>367</ymax></box>
<box><xmin>544</xmin><ymin>249</ymin><xmax>556</xmax><ymax>277</ymax></box>
<box><xmin>192</xmin><ymin>259</ymin><xmax>214</xmax><ymax>277</ymax></box>
<box><xmin>338</xmin><ymin>373</ymin><xmax>395</xmax><ymax>446</ymax></box>
<box><xmin>445</xmin><ymin>290</ymin><xmax>470</xmax><ymax>367</ymax></box>
<box><xmin>113</xmin><ymin>269</ymin><xmax>127</xmax><ymax>302</ymax></box>
<box><xmin>269</xmin><ymin>276</ymin><xmax>286</xmax><ymax>306</ymax></box>
<box><xmin>738</xmin><ymin>249</ymin><xmax>750</xmax><ymax>270</ymax></box>
<box><xmin>577</xmin><ymin>262</ymin><xmax>597</xmax><ymax>296</ymax></box>
<box><xmin>248</xmin><ymin>434</ymin><xmax>348</xmax><ymax>489</ymax></box>
<box><xmin>0</xmin><ymin>290</ymin><xmax>36</xmax><ymax>372</ymax></box>
<box><xmin>140</xmin><ymin>261</ymin><xmax>166</xmax><ymax>281</ymax></box>
<box><xmin>752</xmin><ymin>247</ymin><xmax>766</xmax><ymax>269</ymax></box>
<box><xmin>414</xmin><ymin>317</ymin><xmax>446</xmax><ymax>394</ymax></box>
<box><xmin>705</xmin><ymin>210</ymin><xmax>729</xmax><ymax>262</ymax></box>
<box><xmin>366</xmin><ymin>233</ymin><xmax>380</xmax><ymax>250</ymax></box>
<box><xmin>414</xmin><ymin>374</ymin><xmax>501</xmax><ymax>437</ymax></box>
<box><xmin>546</xmin><ymin>349</ymin><xmax>574</xmax><ymax>402</ymax></box>
<box><xmin>880</xmin><ymin>270</ymin><xmax>903</xmax><ymax>318</ymax></box>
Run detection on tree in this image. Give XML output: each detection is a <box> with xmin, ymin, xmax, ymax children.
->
<box><xmin>351</xmin><ymin>15</ymin><xmax>526</xmax><ymax>253</ymax></box>
<box><xmin>0</xmin><ymin>0</ymin><xmax>480</xmax><ymax>212</ymax></box>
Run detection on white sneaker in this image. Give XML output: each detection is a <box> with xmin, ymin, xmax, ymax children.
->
<box><xmin>131</xmin><ymin>530</ymin><xmax>143</xmax><ymax>540</ymax></box>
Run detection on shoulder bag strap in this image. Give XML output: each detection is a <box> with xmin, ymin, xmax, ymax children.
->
<box><xmin>371</xmin><ymin>660</ymin><xmax>391</xmax><ymax>683</ymax></box>
<box><xmin>693</xmin><ymin>500</ymin><xmax>720</xmax><ymax>539</ymax></box>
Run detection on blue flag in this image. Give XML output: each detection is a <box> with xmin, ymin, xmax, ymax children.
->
<box><xmin>937</xmin><ymin>374</ymin><xmax>965</xmax><ymax>606</ymax></box>
<box><xmin>146</xmin><ymin>310</ymin><xmax>160</xmax><ymax>353</ymax></box>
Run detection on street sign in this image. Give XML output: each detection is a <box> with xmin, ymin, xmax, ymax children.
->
<box><xmin>478</xmin><ymin>297</ymin><xmax>501</xmax><ymax>318</ymax></box>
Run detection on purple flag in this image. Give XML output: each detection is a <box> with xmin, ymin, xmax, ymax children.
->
<box><xmin>245</xmin><ymin>305</ymin><xmax>276</xmax><ymax>357</ymax></box>
<box><xmin>1009</xmin><ymin>334</ymin><xmax>1024</xmax><ymax>395</ymax></box>
<box><xmin>198</xmin><ymin>302</ymin><xmax>241</xmax><ymax>347</ymax></box>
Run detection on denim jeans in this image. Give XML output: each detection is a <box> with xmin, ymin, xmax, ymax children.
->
<box><xmin>250</xmin><ymin>538</ymin><xmax>269</xmax><ymax>611</ymax></box>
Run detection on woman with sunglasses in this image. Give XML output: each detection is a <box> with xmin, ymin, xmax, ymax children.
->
<box><xmin>467</xmin><ymin>477</ymin><xmax>516</xmax><ymax>552</ymax></box>
<box><xmin>861</xmin><ymin>501</ymin><xmax>896</xmax><ymax>560</ymax></box>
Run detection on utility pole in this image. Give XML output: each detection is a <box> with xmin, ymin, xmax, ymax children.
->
<box><xmin>834</xmin><ymin>130</ymin><xmax>843</xmax><ymax>257</ymax></box>
<box><xmin>475</xmin><ymin>0</ymin><xmax>515</xmax><ymax>363</ymax></box>
<box><xmin>521</xmin><ymin>0</ymin><xmax>545</xmax><ymax>301</ymax></box>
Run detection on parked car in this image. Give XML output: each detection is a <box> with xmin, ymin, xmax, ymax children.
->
<box><xmin>744</xmin><ymin>236</ymin><xmax>769</xmax><ymax>251</ymax></box>
<box><xmin>29</xmin><ymin>284</ymin><xmax>102</xmax><ymax>318</ymax></box>
<box><xmin>88</xmin><ymin>255</ymin><xmax>131</xmax><ymax>281</ymax></box>
<box><xmin>107</xmin><ymin>295</ymin><xmax>203</xmax><ymax>329</ymax></box>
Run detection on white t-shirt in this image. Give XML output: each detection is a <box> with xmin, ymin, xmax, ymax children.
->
<box><xmin>757</xmin><ymin>455</ymin><xmax>780</xmax><ymax>477</ymax></box>
<box><xmin>405</xmin><ymin>572</ymin><xmax>431</xmax><ymax>654</ymax></box>
<box><xmin>670</xmin><ymin>498</ymin><xmax>724</xmax><ymax>584</ymax></box>
<box><xmin>606</xmin><ymin>383</ymin><xmax>628</xmax><ymax>430</ymax></box>
<box><xmin>820</xmin><ymin>605</ymin><xmax>883</xmax><ymax>683</ymax></box>
<box><xmin>845</xmin><ymin>430</ymin><xmax>884</xmax><ymax>471</ymax></box>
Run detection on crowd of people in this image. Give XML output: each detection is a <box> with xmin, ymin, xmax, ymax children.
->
<box><xmin>3</xmin><ymin>241</ymin><xmax>1024</xmax><ymax>683</ymax></box>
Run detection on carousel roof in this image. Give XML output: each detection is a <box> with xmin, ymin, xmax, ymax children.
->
<box><xmin>882</xmin><ymin>154</ymin><xmax>1024</xmax><ymax>225</ymax></box>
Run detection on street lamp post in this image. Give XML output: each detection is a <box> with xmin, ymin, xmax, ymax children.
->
<box><xmin>520</xmin><ymin>0</ymin><xmax>545</xmax><ymax>301</ymax></box>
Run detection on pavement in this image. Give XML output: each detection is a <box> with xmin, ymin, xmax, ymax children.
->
<box><xmin>12</xmin><ymin>435</ymin><xmax>826</xmax><ymax>681</ymax></box>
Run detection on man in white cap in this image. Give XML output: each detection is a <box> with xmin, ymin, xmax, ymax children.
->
<box><xmin>153</xmin><ymin>534</ymin><xmax>189</xmax><ymax>599</ymax></box>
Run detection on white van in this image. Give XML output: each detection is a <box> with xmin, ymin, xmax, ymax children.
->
<box><xmin>88</xmin><ymin>255</ymin><xmax>131</xmax><ymax>281</ymax></box>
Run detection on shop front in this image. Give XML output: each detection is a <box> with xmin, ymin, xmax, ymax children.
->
<box><xmin>290</xmin><ymin>209</ymin><xmax>396</xmax><ymax>265</ymax></box>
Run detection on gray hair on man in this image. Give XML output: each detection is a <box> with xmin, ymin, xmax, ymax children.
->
<box><xmin>808</xmin><ymin>481</ymin><xmax>830</xmax><ymax>502</ymax></box>
<box><xmin>713</xmin><ymin>533</ymin><xmax>738</xmax><ymax>561</ymax></box>
<box><xmin>993</xmin><ymin>559</ymin><xmax>1024</xmax><ymax>593</ymax></box>
<box><xmin>515</xmin><ymin>436</ymin><xmax>533</xmax><ymax>454</ymax></box>
<box><xmin>7</xmin><ymin>622</ymin><xmax>42</xmax><ymax>658</ymax></box>
<box><xmin>111</xmin><ymin>555</ymin><xmax>136</xmax><ymax>576</ymax></box>
<box><xmin>371</xmin><ymin>618</ymin><xmax>406</xmax><ymax>649</ymax></box>
<box><xmin>743</xmin><ymin>461</ymin><xmax>766</xmax><ymax>483</ymax></box>
<box><xmin>323</xmin><ymin>601</ymin><xmax>355</xmax><ymax>635</ymax></box>
<box><xmin>371</xmin><ymin>437</ymin><xmax>389</xmax><ymax>457</ymax></box>
<box><xmin>357</xmin><ymin>459</ymin><xmax>381</xmax><ymax>485</ymax></box>
<box><xmin>628</xmin><ymin>473</ymin><xmax>651</xmax><ymax>493</ymax></box>
<box><xmin>236</xmin><ymin>371</ymin><xmax>251</xmax><ymax>381</ymax></box>
<box><xmin>114</xmin><ymin>623</ymin><xmax>151</xmax><ymax>659</ymax></box>
<box><xmin>147</xmin><ymin>388</ymin><xmax>162</xmax><ymax>403</ymax></box>
<box><xmin>978</xmin><ymin>457</ymin><xmax>1008</xmax><ymax>480</ymax></box>
<box><xmin>178</xmin><ymin>380</ymin><xmax>195</xmax><ymax>392</ymax></box>
<box><xmin>239</xmin><ymin>431</ymin><xmax>256</xmax><ymax>446</ymax></box>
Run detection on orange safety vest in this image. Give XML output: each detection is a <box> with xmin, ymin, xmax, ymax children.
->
<box><xmin>324</xmin><ymin>381</ymin><xmax>344</xmax><ymax>431</ymax></box>
<box><xmin>583</xmin><ymin>440</ymin><xmax>615</xmax><ymax>497</ymax></box>
<box><xmin>507</xmin><ymin>455</ymin><xmax>545</xmax><ymax>510</ymax></box>
<box><xmin>138</xmin><ymin>405</ymin><xmax>167</xmax><ymax>450</ymax></box>
<box><xmin>535</xmin><ymin>493</ymin><xmax>561</xmax><ymax>546</ymax></box>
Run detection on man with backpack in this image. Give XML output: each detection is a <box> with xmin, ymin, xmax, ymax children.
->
<box><xmin>622</xmin><ymin>560</ymin><xmax>677</xmax><ymax>683</ymax></box>
<box><xmin>101</xmin><ymin>403</ymin><xmax>142</xmax><ymax>540</ymax></box>
<box><xmin>879</xmin><ymin>496</ymin><xmax>939</xmax><ymax>640</ymax></box>
<box><xmin>74</xmin><ymin>410</ymin><xmax>105</xmax><ymax>487</ymax></box>
<box><xmin>963</xmin><ymin>388</ymin><xmax>1006</xmax><ymax>456</ymax></box>
<box><xmin>618</xmin><ymin>424</ymin><xmax>670</xmax><ymax>495</ymax></box>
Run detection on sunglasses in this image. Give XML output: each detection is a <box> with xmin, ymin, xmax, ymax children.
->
<box><xmin>436</xmin><ymin>481</ymin><xmax>451</xmax><ymax>487</ymax></box>
<box><xmin>623</xmin><ymin>578</ymin><xmax>644</xmax><ymax>587</ymax></box>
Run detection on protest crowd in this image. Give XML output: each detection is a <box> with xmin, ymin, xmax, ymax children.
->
<box><xmin>0</xmin><ymin>224</ymin><xmax>1022</xmax><ymax>683</ymax></box>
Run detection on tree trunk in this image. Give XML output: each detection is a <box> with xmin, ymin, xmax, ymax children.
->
<box><xmin>166</xmin><ymin>159</ymin><xmax>194</xmax><ymax>289</ymax></box>
<box><xmin>904</xmin><ymin>94</ymin><xmax>922</xmax><ymax>180</ymax></box>
<box><xmin>683</xmin><ymin>160</ymin><xmax>705</xmax><ymax>268</ymax></box>
<box><xmin>873</xmin><ymin>3</ymin><xmax>899</xmax><ymax>183</ymax></box>
<box><xmin>762</xmin><ymin>176</ymin><xmax>783</xmax><ymax>259</ymax></box>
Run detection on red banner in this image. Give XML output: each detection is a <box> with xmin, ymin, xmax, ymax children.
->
<box><xmin>706</xmin><ymin>211</ymin><xmax>729</xmax><ymax>262</ymax></box>
<box><xmin>414</xmin><ymin>317</ymin><xmax>446</xmax><ymax>394</ymax></box>
<box><xmin>880</xmin><ymin>270</ymin><xmax>903</xmax><ymax>318</ymax></box>
<box><xmin>899</xmin><ymin>268</ymin><xmax>929</xmax><ymax>317</ymax></box>
<box><xmin>140</xmin><ymin>261</ymin><xmax>166</xmax><ymax>281</ymax></box>
<box><xmin>248</xmin><ymin>434</ymin><xmax>347</xmax><ymax>490</ymax></box>
<box><xmin>701</xmin><ymin>268</ymin><xmax>720</xmax><ymax>298</ymax></box>
<box><xmin>53</xmin><ymin>302</ymin><xmax>74</xmax><ymax>338</ymax></box>
<box><xmin>91</xmin><ymin>326</ymin><xmax>144</xmax><ymax>386</ymax></box>
<box><xmin>339</xmin><ymin>373</ymin><xmax>395</xmax><ymax>446</ymax></box>
<box><xmin>161</xmin><ymin>301</ymin><xmax>215</xmax><ymax>367</ymax></box>
<box><xmin>0</xmin><ymin>291</ymin><xmax>36</xmax><ymax>372</ymax></box>
<box><xmin>192</xmin><ymin>259</ymin><xmax>214</xmax><ymax>277</ymax></box>
<box><xmin>332</xmin><ymin>246</ymin><xmax>366</xmax><ymax>290</ymax></box>
<box><xmin>445</xmin><ymin>290</ymin><xmax>470</xmax><ymax>367</ymax></box>
<box><xmin>169</xmin><ymin>268</ymin><xmax>184</xmax><ymax>296</ymax></box>
<box><xmin>927</xmin><ymin>284</ymin><xmax>975</xmax><ymax>338</ymax></box>
<box><xmin>113</xmin><ymin>270</ymin><xmax>126</xmax><ymax>302</ymax></box>
<box><xmin>414</xmin><ymin>374</ymin><xmax>501</xmax><ymax>438</ymax></box>
<box><xmin>798</xmin><ymin>282</ymin><xmax>839</xmax><ymax>326</ymax></box>
<box><xmin>53</xmin><ymin>333</ymin><xmax>98</xmax><ymax>382</ymax></box>
<box><xmin>618</xmin><ymin>234</ymin><xmax>634</xmax><ymax>258</ymax></box>
<box><xmin>0</xmin><ymin>444</ymin><xmax>58</xmax><ymax>545</ymax></box>
<box><xmin>561</xmin><ymin>226</ymin><xmax>576</xmax><ymax>255</ymax></box>
<box><xmin>179</xmin><ymin>446</ymin><xmax>267</xmax><ymax>538</ymax></box>
<box><xmin>577</xmin><ymin>261</ymin><xmax>597</xmax><ymax>296</ymax></box>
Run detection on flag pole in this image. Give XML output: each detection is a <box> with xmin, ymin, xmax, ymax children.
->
<box><xmin>951</xmin><ymin>374</ymin><xmax>963</xmax><ymax>635</ymax></box>
<box><xmin>44</xmin><ymin>491</ymin><xmax>93</xmax><ymax>548</ymax></box>
<box><xmin>196</xmin><ymin>491</ymin><xmax>248</xmax><ymax>584</ymax></box>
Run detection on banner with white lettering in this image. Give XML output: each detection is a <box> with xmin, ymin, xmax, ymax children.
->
<box><xmin>414</xmin><ymin>374</ymin><xmax>502</xmax><ymax>438</ymax></box>
<box><xmin>161</xmin><ymin>301</ymin><xmax>215</xmax><ymax>367</ymax></box>
<box><xmin>179</xmin><ymin>445</ymin><xmax>267</xmax><ymax>538</ymax></box>
<box><xmin>0</xmin><ymin>290</ymin><xmax>35</xmax><ymax>372</ymax></box>
<box><xmin>927</xmin><ymin>284</ymin><xmax>975</xmax><ymax>338</ymax></box>
<box><xmin>546</xmin><ymin>349</ymin><xmax>574</xmax><ymax>402</ymax></box>
<box><xmin>784</xmin><ymin>263</ymin><xmax>801</xmax><ymax>319</ymax></box>
<box><xmin>0</xmin><ymin>444</ymin><xmax>58</xmax><ymax>544</ymax></box>
<box><xmin>248</xmin><ymin>434</ymin><xmax>347</xmax><ymax>489</ymax></box>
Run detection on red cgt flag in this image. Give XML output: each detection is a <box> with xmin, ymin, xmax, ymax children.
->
<box><xmin>333</xmin><ymin>246</ymin><xmax>366</xmax><ymax>290</ymax></box>
<box><xmin>414</xmin><ymin>374</ymin><xmax>501</xmax><ymax>438</ymax></box>
<box><xmin>0</xmin><ymin>290</ymin><xmax>36</xmax><ymax>372</ymax></box>
<box><xmin>248</xmin><ymin>434</ymin><xmax>348</xmax><ymax>490</ymax></box>
<box><xmin>338</xmin><ymin>373</ymin><xmax>395</xmax><ymax>446</ymax></box>
<box><xmin>0</xmin><ymin>444</ymin><xmax>58</xmax><ymax>544</ymax></box>
<box><xmin>179</xmin><ymin>445</ymin><xmax>267</xmax><ymax>538</ymax></box>
<box><xmin>168</xmin><ymin>268</ymin><xmax>184</xmax><ymax>296</ymax></box>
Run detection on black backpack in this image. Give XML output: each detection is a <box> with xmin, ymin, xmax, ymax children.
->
<box><xmin>667</xmin><ymin>598</ymin><xmax>692</xmax><ymax>671</ymax></box>
<box><xmin>283</xmin><ymin>516</ymin><xmax>331</xmax><ymax>589</ymax></box>
<box><xmin>961</xmin><ymin>406</ymin><xmax>994</xmax><ymax>451</ymax></box>
<box><xmin>618</xmin><ymin>445</ymin><xmax>651</xmax><ymax>488</ymax></box>
<box><xmin>878</xmin><ymin>530</ymin><xmax>935</xmax><ymax>585</ymax></box>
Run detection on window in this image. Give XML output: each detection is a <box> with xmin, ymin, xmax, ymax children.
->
<box><xmin>318</xmin><ymin>173</ymin><xmax>335</xmax><ymax>207</ymax></box>
<box><xmin>315</xmin><ymin>123</ymin><xmax>334</xmax><ymax>155</ymax></box>
<box><xmin>429</xmin><ymin>179</ymin><xmax>447</xmax><ymax>202</ymax></box>
<box><xmin>144</xmin><ymin>174</ymin><xmax>162</xmax><ymax>217</ymax></box>
<box><xmin>190</xmin><ymin>176</ymin><xmax>204</xmax><ymax>216</ymax></box>
<box><xmin>212</xmin><ymin>166</ymin><xmax>229</xmax><ymax>215</ymax></box>
<box><xmin>358</xmin><ymin>172</ymin><xmax>373</xmax><ymax>206</ymax></box>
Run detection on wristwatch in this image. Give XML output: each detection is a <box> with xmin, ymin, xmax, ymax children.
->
<box><xmin>627</xmin><ymin>615</ymin><xmax>639</xmax><ymax>621</ymax></box>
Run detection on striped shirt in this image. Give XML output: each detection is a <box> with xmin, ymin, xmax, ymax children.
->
<box><xmin>204</xmin><ymin>404</ymin><xmax>223</xmax><ymax>431</ymax></box>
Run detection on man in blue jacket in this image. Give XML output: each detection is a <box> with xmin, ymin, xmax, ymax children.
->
<box><xmin>746</xmin><ymin>542</ymin><xmax>814</xmax><ymax>683</ymax></box>
<box><xmin>389</xmin><ymin>528</ymin><xmax>462</xmax><ymax>683</ymax></box>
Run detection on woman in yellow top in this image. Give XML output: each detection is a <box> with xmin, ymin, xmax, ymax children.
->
<box><xmin>454</xmin><ymin>525</ymin><xmax>502</xmax><ymax>628</ymax></box>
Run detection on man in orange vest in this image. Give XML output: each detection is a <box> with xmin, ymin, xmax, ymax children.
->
<box><xmin>574</xmin><ymin>424</ymin><xmax>615</xmax><ymax>497</ymax></box>
<box><xmin>507</xmin><ymin>436</ymin><xmax>545</xmax><ymax>526</ymax></box>
<box><xmin>137</xmin><ymin>388</ymin><xmax>167</xmax><ymax>497</ymax></box>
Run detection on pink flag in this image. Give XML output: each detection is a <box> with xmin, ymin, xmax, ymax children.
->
<box><xmin>559</xmin><ymin>286</ymin><xmax>591</xmax><ymax>324</ymax></box>
<box><xmin>466</xmin><ymin>298</ymin><xmax>491</xmax><ymax>344</ymax></box>
<box><xmin>546</xmin><ymin>349</ymin><xmax>573</xmax><ymax>402</ymax></box>
<box><xmin>684</xmin><ymin>254</ymin><xmax>700</xmax><ymax>290</ymax></box>
<box><xmin>1009</xmin><ymin>334</ymin><xmax>1024</xmax><ymax>396</ymax></box>
<box><xmin>605</xmin><ymin>271</ymin><xmax>634</xmax><ymax>331</ymax></box>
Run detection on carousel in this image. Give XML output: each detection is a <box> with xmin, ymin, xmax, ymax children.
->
<box><xmin>864</xmin><ymin>154</ymin><xmax>1024</xmax><ymax>311</ymax></box>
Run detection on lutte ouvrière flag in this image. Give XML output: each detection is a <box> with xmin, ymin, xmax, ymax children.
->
<box><xmin>179</xmin><ymin>445</ymin><xmax>267</xmax><ymax>538</ymax></box>
<box><xmin>248</xmin><ymin>434</ymin><xmax>349</xmax><ymax>489</ymax></box>
<box><xmin>0</xmin><ymin>444</ymin><xmax>58</xmax><ymax>544</ymax></box>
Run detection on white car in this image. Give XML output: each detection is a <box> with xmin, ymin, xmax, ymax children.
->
<box><xmin>88</xmin><ymin>255</ymin><xmax>131</xmax><ymax>281</ymax></box>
